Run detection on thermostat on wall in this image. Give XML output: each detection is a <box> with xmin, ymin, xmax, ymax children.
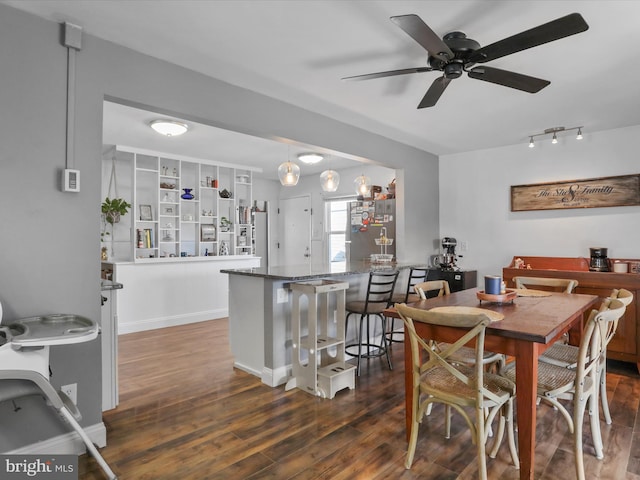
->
<box><xmin>63</xmin><ymin>169</ymin><xmax>80</xmax><ymax>192</ymax></box>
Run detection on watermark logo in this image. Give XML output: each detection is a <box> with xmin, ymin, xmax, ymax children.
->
<box><xmin>0</xmin><ymin>455</ymin><xmax>77</xmax><ymax>479</ymax></box>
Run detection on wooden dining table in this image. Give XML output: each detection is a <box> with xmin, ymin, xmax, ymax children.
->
<box><xmin>384</xmin><ymin>287</ymin><xmax>599</xmax><ymax>480</ymax></box>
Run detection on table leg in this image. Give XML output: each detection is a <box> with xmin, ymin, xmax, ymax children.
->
<box><xmin>515</xmin><ymin>340</ymin><xmax>539</xmax><ymax>480</ymax></box>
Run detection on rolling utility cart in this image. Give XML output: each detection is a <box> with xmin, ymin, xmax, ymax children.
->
<box><xmin>285</xmin><ymin>280</ymin><xmax>355</xmax><ymax>399</ymax></box>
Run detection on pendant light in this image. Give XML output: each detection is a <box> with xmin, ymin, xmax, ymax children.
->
<box><xmin>278</xmin><ymin>146</ymin><xmax>300</xmax><ymax>186</ymax></box>
<box><xmin>354</xmin><ymin>174</ymin><xmax>371</xmax><ymax>197</ymax></box>
<box><xmin>320</xmin><ymin>169</ymin><xmax>340</xmax><ymax>192</ymax></box>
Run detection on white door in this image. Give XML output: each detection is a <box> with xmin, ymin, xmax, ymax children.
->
<box><xmin>278</xmin><ymin>196</ymin><xmax>311</xmax><ymax>266</ymax></box>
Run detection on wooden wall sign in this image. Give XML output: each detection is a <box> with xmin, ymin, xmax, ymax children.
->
<box><xmin>511</xmin><ymin>174</ymin><xmax>640</xmax><ymax>212</ymax></box>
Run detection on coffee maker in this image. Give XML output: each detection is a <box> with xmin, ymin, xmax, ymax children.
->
<box><xmin>589</xmin><ymin>247</ymin><xmax>609</xmax><ymax>272</ymax></box>
<box><xmin>439</xmin><ymin>237</ymin><xmax>458</xmax><ymax>270</ymax></box>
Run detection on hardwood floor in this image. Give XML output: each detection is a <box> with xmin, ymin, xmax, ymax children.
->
<box><xmin>79</xmin><ymin>319</ymin><xmax>640</xmax><ymax>479</ymax></box>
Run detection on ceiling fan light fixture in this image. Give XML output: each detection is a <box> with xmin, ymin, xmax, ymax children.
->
<box><xmin>150</xmin><ymin>119</ymin><xmax>189</xmax><ymax>137</ymax></box>
<box><xmin>551</xmin><ymin>132</ymin><xmax>558</xmax><ymax>144</ymax></box>
<box><xmin>529</xmin><ymin>137</ymin><xmax>535</xmax><ymax>148</ymax></box>
<box><xmin>354</xmin><ymin>174</ymin><xmax>371</xmax><ymax>197</ymax></box>
<box><xmin>320</xmin><ymin>169</ymin><xmax>340</xmax><ymax>192</ymax></box>
<box><xmin>278</xmin><ymin>161</ymin><xmax>300</xmax><ymax>187</ymax></box>
<box><xmin>298</xmin><ymin>153</ymin><xmax>323</xmax><ymax>164</ymax></box>
<box><xmin>576</xmin><ymin>128</ymin><xmax>583</xmax><ymax>140</ymax></box>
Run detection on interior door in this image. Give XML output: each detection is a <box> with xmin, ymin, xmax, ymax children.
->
<box><xmin>279</xmin><ymin>196</ymin><xmax>311</xmax><ymax>266</ymax></box>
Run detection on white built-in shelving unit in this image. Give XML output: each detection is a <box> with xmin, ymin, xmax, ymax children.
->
<box><xmin>106</xmin><ymin>145</ymin><xmax>257</xmax><ymax>262</ymax></box>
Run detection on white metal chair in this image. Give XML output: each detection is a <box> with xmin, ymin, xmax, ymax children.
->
<box><xmin>539</xmin><ymin>288</ymin><xmax>634</xmax><ymax>424</ymax></box>
<box><xmin>396</xmin><ymin>303</ymin><xmax>519</xmax><ymax>479</ymax></box>
<box><xmin>501</xmin><ymin>299</ymin><xmax>627</xmax><ymax>480</ymax></box>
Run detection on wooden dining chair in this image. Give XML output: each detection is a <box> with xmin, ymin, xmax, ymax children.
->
<box><xmin>396</xmin><ymin>304</ymin><xmax>519</xmax><ymax>479</ymax></box>
<box><xmin>345</xmin><ymin>270</ymin><xmax>399</xmax><ymax>376</ymax></box>
<box><xmin>416</xmin><ymin>280</ymin><xmax>505</xmax><ymax>372</ymax></box>
<box><xmin>513</xmin><ymin>276</ymin><xmax>578</xmax><ymax>293</ymax></box>
<box><xmin>539</xmin><ymin>288</ymin><xmax>634</xmax><ymax>424</ymax></box>
<box><xmin>501</xmin><ymin>299</ymin><xmax>627</xmax><ymax>480</ymax></box>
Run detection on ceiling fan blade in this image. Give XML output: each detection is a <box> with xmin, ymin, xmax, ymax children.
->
<box><xmin>467</xmin><ymin>13</ymin><xmax>589</xmax><ymax>64</ymax></box>
<box><xmin>391</xmin><ymin>14</ymin><xmax>454</xmax><ymax>61</ymax></box>
<box><xmin>342</xmin><ymin>66</ymin><xmax>432</xmax><ymax>81</ymax></box>
<box><xmin>468</xmin><ymin>66</ymin><xmax>550</xmax><ymax>93</ymax></box>
<box><xmin>418</xmin><ymin>76</ymin><xmax>451</xmax><ymax>108</ymax></box>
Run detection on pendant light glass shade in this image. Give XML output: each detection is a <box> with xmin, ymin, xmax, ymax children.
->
<box><xmin>354</xmin><ymin>174</ymin><xmax>371</xmax><ymax>196</ymax></box>
<box><xmin>320</xmin><ymin>169</ymin><xmax>340</xmax><ymax>192</ymax></box>
<box><xmin>278</xmin><ymin>161</ymin><xmax>300</xmax><ymax>186</ymax></box>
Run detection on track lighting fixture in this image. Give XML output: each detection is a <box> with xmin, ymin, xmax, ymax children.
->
<box><xmin>527</xmin><ymin>126</ymin><xmax>584</xmax><ymax>147</ymax></box>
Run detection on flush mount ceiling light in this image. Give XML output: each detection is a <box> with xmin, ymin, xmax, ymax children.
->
<box><xmin>354</xmin><ymin>174</ymin><xmax>371</xmax><ymax>197</ymax></box>
<box><xmin>527</xmin><ymin>126</ymin><xmax>584</xmax><ymax>147</ymax></box>
<box><xmin>150</xmin><ymin>119</ymin><xmax>189</xmax><ymax>137</ymax></box>
<box><xmin>297</xmin><ymin>153</ymin><xmax>323</xmax><ymax>165</ymax></box>
<box><xmin>320</xmin><ymin>169</ymin><xmax>340</xmax><ymax>192</ymax></box>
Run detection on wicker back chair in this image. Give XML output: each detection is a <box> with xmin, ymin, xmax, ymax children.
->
<box><xmin>414</xmin><ymin>279</ymin><xmax>450</xmax><ymax>299</ymax></box>
<box><xmin>396</xmin><ymin>304</ymin><xmax>519</xmax><ymax>479</ymax></box>
<box><xmin>502</xmin><ymin>298</ymin><xmax>627</xmax><ymax>480</ymax></box>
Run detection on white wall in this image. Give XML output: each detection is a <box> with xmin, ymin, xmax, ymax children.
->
<box><xmin>439</xmin><ymin>125</ymin><xmax>640</xmax><ymax>279</ymax></box>
<box><xmin>278</xmin><ymin>164</ymin><xmax>397</xmax><ymax>266</ymax></box>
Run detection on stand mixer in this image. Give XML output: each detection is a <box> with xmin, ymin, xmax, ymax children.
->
<box><xmin>439</xmin><ymin>237</ymin><xmax>460</xmax><ymax>270</ymax></box>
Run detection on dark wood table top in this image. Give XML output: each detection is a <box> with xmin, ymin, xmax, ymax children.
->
<box><xmin>385</xmin><ymin>287</ymin><xmax>600</xmax><ymax>344</ymax></box>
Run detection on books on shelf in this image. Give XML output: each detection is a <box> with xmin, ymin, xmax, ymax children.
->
<box><xmin>137</xmin><ymin>228</ymin><xmax>154</xmax><ymax>248</ymax></box>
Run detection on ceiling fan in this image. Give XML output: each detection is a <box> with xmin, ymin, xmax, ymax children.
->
<box><xmin>343</xmin><ymin>13</ymin><xmax>589</xmax><ymax>108</ymax></box>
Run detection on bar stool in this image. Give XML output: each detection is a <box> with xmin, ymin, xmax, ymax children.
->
<box><xmin>345</xmin><ymin>270</ymin><xmax>399</xmax><ymax>376</ymax></box>
<box><xmin>386</xmin><ymin>267</ymin><xmax>430</xmax><ymax>343</ymax></box>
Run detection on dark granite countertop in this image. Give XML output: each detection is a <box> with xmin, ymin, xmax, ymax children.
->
<box><xmin>221</xmin><ymin>261</ymin><xmax>430</xmax><ymax>281</ymax></box>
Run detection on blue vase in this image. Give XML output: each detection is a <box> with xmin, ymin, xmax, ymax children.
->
<box><xmin>181</xmin><ymin>188</ymin><xmax>194</xmax><ymax>200</ymax></box>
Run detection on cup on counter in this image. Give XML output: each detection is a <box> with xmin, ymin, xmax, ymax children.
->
<box><xmin>484</xmin><ymin>275</ymin><xmax>502</xmax><ymax>295</ymax></box>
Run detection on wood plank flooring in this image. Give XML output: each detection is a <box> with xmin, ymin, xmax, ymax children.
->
<box><xmin>79</xmin><ymin>319</ymin><xmax>640</xmax><ymax>479</ymax></box>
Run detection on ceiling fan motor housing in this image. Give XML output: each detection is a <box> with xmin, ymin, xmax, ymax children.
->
<box><xmin>429</xmin><ymin>31</ymin><xmax>480</xmax><ymax>74</ymax></box>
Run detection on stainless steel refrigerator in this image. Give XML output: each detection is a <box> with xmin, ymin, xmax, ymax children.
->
<box><xmin>345</xmin><ymin>199</ymin><xmax>396</xmax><ymax>262</ymax></box>
<box><xmin>253</xmin><ymin>206</ymin><xmax>269</xmax><ymax>267</ymax></box>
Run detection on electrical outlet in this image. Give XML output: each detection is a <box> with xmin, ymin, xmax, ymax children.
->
<box><xmin>61</xmin><ymin>383</ymin><xmax>77</xmax><ymax>405</ymax></box>
<box><xmin>460</xmin><ymin>240</ymin><xmax>468</xmax><ymax>252</ymax></box>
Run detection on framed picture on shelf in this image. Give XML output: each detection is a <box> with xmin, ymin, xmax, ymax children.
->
<box><xmin>139</xmin><ymin>204</ymin><xmax>153</xmax><ymax>221</ymax></box>
<box><xmin>201</xmin><ymin>225</ymin><xmax>216</xmax><ymax>242</ymax></box>
<box><xmin>162</xmin><ymin>205</ymin><xmax>174</xmax><ymax>215</ymax></box>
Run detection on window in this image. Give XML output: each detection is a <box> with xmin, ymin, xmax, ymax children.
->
<box><xmin>325</xmin><ymin>199</ymin><xmax>351</xmax><ymax>266</ymax></box>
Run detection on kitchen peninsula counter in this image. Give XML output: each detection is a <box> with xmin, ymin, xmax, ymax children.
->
<box><xmin>222</xmin><ymin>262</ymin><xmax>422</xmax><ymax>386</ymax></box>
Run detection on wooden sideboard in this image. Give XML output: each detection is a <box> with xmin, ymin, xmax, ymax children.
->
<box><xmin>503</xmin><ymin>256</ymin><xmax>640</xmax><ymax>371</ymax></box>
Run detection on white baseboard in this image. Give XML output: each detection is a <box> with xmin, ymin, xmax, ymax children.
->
<box><xmin>118</xmin><ymin>309</ymin><xmax>227</xmax><ymax>334</ymax></box>
<box><xmin>7</xmin><ymin>422</ymin><xmax>107</xmax><ymax>455</ymax></box>
<box><xmin>261</xmin><ymin>366</ymin><xmax>291</xmax><ymax>387</ymax></box>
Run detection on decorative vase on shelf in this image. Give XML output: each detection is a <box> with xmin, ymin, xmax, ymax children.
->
<box><xmin>219</xmin><ymin>241</ymin><xmax>229</xmax><ymax>256</ymax></box>
<box><xmin>181</xmin><ymin>188</ymin><xmax>194</xmax><ymax>200</ymax></box>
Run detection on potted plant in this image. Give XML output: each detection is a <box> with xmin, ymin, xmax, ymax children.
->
<box><xmin>219</xmin><ymin>216</ymin><xmax>232</xmax><ymax>232</ymax></box>
<box><xmin>101</xmin><ymin>197</ymin><xmax>132</xmax><ymax>224</ymax></box>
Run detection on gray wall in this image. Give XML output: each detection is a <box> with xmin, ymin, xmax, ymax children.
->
<box><xmin>0</xmin><ymin>4</ymin><xmax>438</xmax><ymax>450</ymax></box>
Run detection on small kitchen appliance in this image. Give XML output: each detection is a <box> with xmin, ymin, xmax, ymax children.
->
<box><xmin>439</xmin><ymin>237</ymin><xmax>459</xmax><ymax>270</ymax></box>
<box><xmin>589</xmin><ymin>247</ymin><xmax>609</xmax><ymax>272</ymax></box>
